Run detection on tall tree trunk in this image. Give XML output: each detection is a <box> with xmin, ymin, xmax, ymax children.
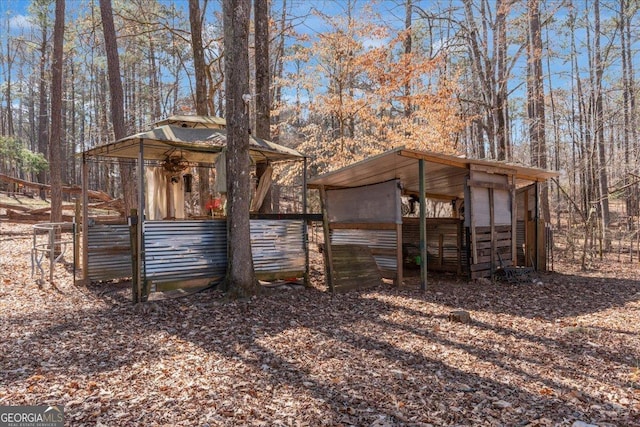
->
<box><xmin>593</xmin><ymin>0</ymin><xmax>610</xmax><ymax>248</ymax></box>
<box><xmin>189</xmin><ymin>0</ymin><xmax>208</xmax><ymax>115</ymax></box>
<box><xmin>403</xmin><ymin>0</ymin><xmax>412</xmax><ymax>121</ymax></box>
<box><xmin>4</xmin><ymin>19</ymin><xmax>15</xmax><ymax>137</ymax></box>
<box><xmin>49</xmin><ymin>0</ymin><xmax>65</xmax><ymax>223</ymax></box>
<box><xmin>272</xmin><ymin>0</ymin><xmax>287</xmax><ymax>126</ymax></box>
<box><xmin>620</xmin><ymin>0</ymin><xmax>638</xmax><ymax>220</ymax></box>
<box><xmin>223</xmin><ymin>0</ymin><xmax>259</xmax><ymax>296</ymax></box>
<box><xmin>100</xmin><ymin>0</ymin><xmax>135</xmax><ymax>215</ymax></box>
<box><xmin>527</xmin><ymin>0</ymin><xmax>550</xmax><ymax>222</ymax></box>
<box><xmin>495</xmin><ymin>0</ymin><xmax>509</xmax><ymax>161</ymax></box>
<box><xmin>37</xmin><ymin>19</ymin><xmax>49</xmax><ymax>199</ymax></box>
<box><xmin>255</xmin><ymin>0</ymin><xmax>273</xmax><ymax>213</ymax></box>
<box><xmin>188</xmin><ymin>0</ymin><xmax>211</xmax><ymax>215</ymax></box>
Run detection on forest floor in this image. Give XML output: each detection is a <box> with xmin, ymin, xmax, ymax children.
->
<box><xmin>1</xmin><ymin>215</ymin><xmax>640</xmax><ymax>426</ymax></box>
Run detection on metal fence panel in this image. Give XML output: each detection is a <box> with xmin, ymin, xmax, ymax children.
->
<box><xmin>87</xmin><ymin>219</ymin><xmax>305</xmax><ymax>286</ymax></box>
<box><xmin>143</xmin><ymin>220</ymin><xmax>228</xmax><ymax>284</ymax></box>
<box><xmin>251</xmin><ymin>220</ymin><xmax>305</xmax><ymax>274</ymax></box>
<box><xmin>87</xmin><ymin>223</ymin><xmax>132</xmax><ymax>281</ymax></box>
<box><xmin>330</xmin><ymin>229</ymin><xmax>397</xmax><ymax>271</ymax></box>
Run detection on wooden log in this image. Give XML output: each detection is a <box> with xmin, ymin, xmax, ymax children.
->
<box><xmin>6</xmin><ymin>209</ymin><xmax>73</xmax><ymax>222</ymax></box>
<box><xmin>0</xmin><ymin>202</ymin><xmax>31</xmax><ymax>212</ymax></box>
<box><xmin>0</xmin><ymin>173</ymin><xmax>113</xmax><ymax>202</ymax></box>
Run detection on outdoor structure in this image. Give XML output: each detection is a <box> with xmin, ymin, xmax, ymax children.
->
<box><xmin>308</xmin><ymin>147</ymin><xmax>557</xmax><ymax>292</ymax></box>
<box><xmin>79</xmin><ymin>115</ymin><xmax>307</xmax><ymax>301</ymax></box>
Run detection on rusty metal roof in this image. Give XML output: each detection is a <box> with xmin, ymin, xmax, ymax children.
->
<box><xmin>308</xmin><ymin>147</ymin><xmax>558</xmax><ymax>199</ymax></box>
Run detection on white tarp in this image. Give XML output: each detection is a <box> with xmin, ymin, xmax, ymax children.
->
<box><xmin>145</xmin><ymin>167</ymin><xmax>185</xmax><ymax>220</ymax></box>
<box><xmin>326</xmin><ymin>180</ymin><xmax>402</xmax><ymax>224</ymax></box>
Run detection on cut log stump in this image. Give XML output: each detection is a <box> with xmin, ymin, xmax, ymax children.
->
<box><xmin>448</xmin><ymin>310</ymin><xmax>472</xmax><ymax>324</ymax></box>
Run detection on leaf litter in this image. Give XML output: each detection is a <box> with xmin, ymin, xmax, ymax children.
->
<box><xmin>1</xmin><ymin>221</ymin><xmax>639</xmax><ymax>426</ymax></box>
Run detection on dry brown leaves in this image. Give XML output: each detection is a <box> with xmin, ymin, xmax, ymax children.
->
<box><xmin>1</xmin><ymin>220</ymin><xmax>639</xmax><ymax>426</ymax></box>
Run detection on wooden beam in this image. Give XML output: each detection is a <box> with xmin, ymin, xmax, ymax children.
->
<box><xmin>468</xmin><ymin>180</ymin><xmax>515</xmax><ymax>191</ymax></box>
<box><xmin>400</xmin><ymin>149</ymin><xmax>468</xmax><ymax>170</ymax></box>
<box><xmin>470</xmin><ymin>163</ymin><xmax>517</xmax><ymax>176</ymax></box>
<box><xmin>329</xmin><ymin>222</ymin><xmax>397</xmax><ymax>230</ymax></box>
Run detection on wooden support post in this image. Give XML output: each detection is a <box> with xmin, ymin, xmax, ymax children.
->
<box><xmin>523</xmin><ymin>188</ymin><xmax>529</xmax><ymax>267</ymax></box>
<box><xmin>303</xmin><ymin>157</ymin><xmax>310</xmax><ymax>287</ymax></box>
<box><xmin>489</xmin><ymin>188</ymin><xmax>495</xmax><ymax>280</ymax></box>
<box><xmin>469</xmin><ymin>178</ymin><xmax>478</xmax><ymax>266</ymax></box>
<box><xmin>510</xmin><ymin>175</ymin><xmax>517</xmax><ymax>266</ymax></box>
<box><xmin>48</xmin><ymin>225</ymin><xmax>55</xmax><ymax>283</ymax></box>
<box><xmin>129</xmin><ymin>209</ymin><xmax>140</xmax><ymax>304</ymax></box>
<box><xmin>396</xmin><ymin>223</ymin><xmax>403</xmax><ymax>286</ymax></box>
<box><xmin>137</xmin><ymin>140</ymin><xmax>146</xmax><ymax>301</ymax></box>
<box><xmin>81</xmin><ymin>154</ymin><xmax>89</xmax><ymax>283</ymax></box>
<box><xmin>319</xmin><ymin>186</ymin><xmax>335</xmax><ymax>293</ymax></box>
<box><xmin>534</xmin><ymin>181</ymin><xmax>539</xmax><ymax>271</ymax></box>
<box><xmin>457</xmin><ymin>220</ymin><xmax>463</xmax><ymax>275</ymax></box>
<box><xmin>74</xmin><ymin>198</ymin><xmax>80</xmax><ymax>271</ymax></box>
<box><xmin>419</xmin><ymin>159</ymin><xmax>427</xmax><ymax>292</ymax></box>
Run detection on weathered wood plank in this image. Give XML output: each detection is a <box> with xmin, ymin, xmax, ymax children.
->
<box><xmin>331</xmin><ymin>244</ymin><xmax>382</xmax><ymax>292</ymax></box>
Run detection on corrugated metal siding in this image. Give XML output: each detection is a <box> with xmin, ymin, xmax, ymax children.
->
<box><xmin>143</xmin><ymin>220</ymin><xmax>227</xmax><ymax>284</ymax></box>
<box><xmin>330</xmin><ymin>229</ymin><xmax>397</xmax><ymax>271</ymax></box>
<box><xmin>86</xmin><ymin>219</ymin><xmax>306</xmax><ymax>286</ymax></box>
<box><xmin>251</xmin><ymin>220</ymin><xmax>305</xmax><ymax>274</ymax></box>
<box><xmin>87</xmin><ymin>223</ymin><xmax>132</xmax><ymax>281</ymax></box>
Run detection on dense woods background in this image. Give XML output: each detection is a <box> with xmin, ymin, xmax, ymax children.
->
<box><xmin>1</xmin><ymin>0</ymin><xmax>639</xmax><ymax>263</ymax></box>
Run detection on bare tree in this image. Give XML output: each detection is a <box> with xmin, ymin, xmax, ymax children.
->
<box><xmin>223</xmin><ymin>0</ymin><xmax>260</xmax><ymax>296</ymax></box>
<box><xmin>593</xmin><ymin>0</ymin><xmax>611</xmax><ymax>248</ymax></box>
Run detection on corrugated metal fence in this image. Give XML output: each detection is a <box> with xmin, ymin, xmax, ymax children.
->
<box><xmin>251</xmin><ymin>220</ymin><xmax>305</xmax><ymax>279</ymax></box>
<box><xmin>330</xmin><ymin>228</ymin><xmax>397</xmax><ymax>272</ymax></box>
<box><xmin>86</xmin><ymin>219</ymin><xmax>305</xmax><ymax>287</ymax></box>
<box><xmin>87</xmin><ymin>223</ymin><xmax>132</xmax><ymax>281</ymax></box>
<box><xmin>143</xmin><ymin>220</ymin><xmax>228</xmax><ymax>285</ymax></box>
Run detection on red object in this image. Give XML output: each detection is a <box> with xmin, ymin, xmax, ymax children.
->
<box><xmin>205</xmin><ymin>198</ymin><xmax>222</xmax><ymax>211</ymax></box>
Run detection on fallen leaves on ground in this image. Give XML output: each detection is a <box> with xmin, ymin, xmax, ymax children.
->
<box><xmin>1</xmin><ymin>221</ymin><xmax>639</xmax><ymax>426</ymax></box>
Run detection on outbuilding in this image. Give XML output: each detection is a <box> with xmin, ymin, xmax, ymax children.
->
<box><xmin>79</xmin><ymin>115</ymin><xmax>308</xmax><ymax>301</ymax></box>
<box><xmin>307</xmin><ymin>147</ymin><xmax>558</xmax><ymax>292</ymax></box>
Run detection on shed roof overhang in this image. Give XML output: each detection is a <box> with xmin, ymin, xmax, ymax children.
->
<box><xmin>81</xmin><ymin>124</ymin><xmax>303</xmax><ymax>164</ymax></box>
<box><xmin>308</xmin><ymin>147</ymin><xmax>558</xmax><ymax>199</ymax></box>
